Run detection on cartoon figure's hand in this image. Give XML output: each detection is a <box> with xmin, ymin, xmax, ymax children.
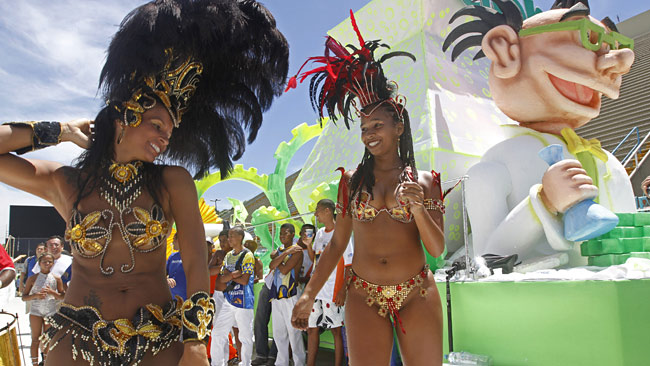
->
<box><xmin>541</xmin><ymin>159</ymin><xmax>598</xmax><ymax>213</ymax></box>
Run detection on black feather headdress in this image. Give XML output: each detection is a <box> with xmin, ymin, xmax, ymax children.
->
<box><xmin>100</xmin><ymin>0</ymin><xmax>289</xmax><ymax>178</ymax></box>
<box><xmin>285</xmin><ymin>10</ymin><xmax>415</xmax><ymax>129</ymax></box>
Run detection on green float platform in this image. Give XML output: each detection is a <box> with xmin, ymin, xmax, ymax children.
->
<box><xmin>255</xmin><ymin>279</ymin><xmax>650</xmax><ymax>365</ymax></box>
<box><xmin>441</xmin><ymin>279</ymin><xmax>650</xmax><ymax>366</ymax></box>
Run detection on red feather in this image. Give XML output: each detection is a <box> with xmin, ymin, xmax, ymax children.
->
<box><xmin>349</xmin><ymin>10</ymin><xmax>365</xmax><ymax>48</ymax></box>
<box><xmin>284</xmin><ymin>76</ymin><xmax>297</xmax><ymax>92</ymax></box>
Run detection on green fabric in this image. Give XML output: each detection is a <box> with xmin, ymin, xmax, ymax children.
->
<box><xmin>440</xmin><ymin>279</ymin><xmax>650</xmax><ymax>366</ymax></box>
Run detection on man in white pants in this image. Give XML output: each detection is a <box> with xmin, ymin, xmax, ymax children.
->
<box><xmin>268</xmin><ymin>223</ymin><xmax>305</xmax><ymax>366</ymax></box>
<box><xmin>211</xmin><ymin>227</ymin><xmax>256</xmax><ymax>366</ymax></box>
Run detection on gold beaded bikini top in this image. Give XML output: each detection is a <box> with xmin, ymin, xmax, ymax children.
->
<box><xmin>336</xmin><ymin>167</ymin><xmax>445</xmax><ymax>224</ymax></box>
<box><xmin>350</xmin><ymin>188</ymin><xmax>413</xmax><ymax>223</ymax></box>
<box><xmin>66</xmin><ymin>205</ymin><xmax>170</xmax><ymax>275</ymax></box>
<box><xmin>65</xmin><ymin>161</ymin><xmax>170</xmax><ymax>276</ymax></box>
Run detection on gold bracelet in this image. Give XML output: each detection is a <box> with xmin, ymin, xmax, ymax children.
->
<box><xmin>4</xmin><ymin>121</ymin><xmax>62</xmax><ymax>154</ymax></box>
<box><xmin>423</xmin><ymin>198</ymin><xmax>445</xmax><ymax>214</ymax></box>
<box><xmin>181</xmin><ymin>291</ymin><xmax>215</xmax><ymax>343</ymax></box>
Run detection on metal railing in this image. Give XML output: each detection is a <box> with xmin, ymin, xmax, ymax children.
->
<box><xmin>612</xmin><ymin>126</ymin><xmax>640</xmax><ymax>167</ymax></box>
<box><xmin>623</xmin><ymin>129</ymin><xmax>650</xmax><ymax>170</ymax></box>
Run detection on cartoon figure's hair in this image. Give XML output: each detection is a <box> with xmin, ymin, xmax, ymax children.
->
<box><xmin>442</xmin><ymin>0</ymin><xmax>524</xmax><ymax>61</ymax></box>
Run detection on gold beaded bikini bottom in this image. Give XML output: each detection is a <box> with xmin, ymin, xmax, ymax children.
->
<box><xmin>42</xmin><ymin>298</ymin><xmax>182</xmax><ymax>366</ymax></box>
<box><xmin>347</xmin><ymin>264</ymin><xmax>429</xmax><ymax>334</ymax></box>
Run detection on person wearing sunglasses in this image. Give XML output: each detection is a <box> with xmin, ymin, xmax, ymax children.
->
<box><xmin>443</xmin><ymin>0</ymin><xmax>636</xmax><ymax>267</ymax></box>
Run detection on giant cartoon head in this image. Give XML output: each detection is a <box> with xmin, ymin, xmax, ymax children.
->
<box><xmin>444</xmin><ymin>0</ymin><xmax>635</xmax><ymax>135</ymax></box>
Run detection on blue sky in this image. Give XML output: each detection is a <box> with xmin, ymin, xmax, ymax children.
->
<box><xmin>0</xmin><ymin>0</ymin><xmax>647</xmax><ymax>236</ymax></box>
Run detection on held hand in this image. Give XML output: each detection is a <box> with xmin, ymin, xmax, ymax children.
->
<box><xmin>230</xmin><ymin>270</ymin><xmax>242</xmax><ymax>278</ymax></box>
<box><xmin>167</xmin><ymin>278</ymin><xmax>177</xmax><ymax>288</ymax></box>
<box><xmin>42</xmin><ymin>287</ymin><xmax>58</xmax><ymax>296</ymax></box>
<box><xmin>398</xmin><ymin>182</ymin><xmax>426</xmax><ymax>212</ymax></box>
<box><xmin>286</xmin><ymin>245</ymin><xmax>302</xmax><ymax>255</ymax></box>
<box><xmin>541</xmin><ymin>159</ymin><xmax>598</xmax><ymax>213</ymax></box>
<box><xmin>62</xmin><ymin>119</ymin><xmax>92</xmax><ymax>149</ymax></box>
<box><xmin>178</xmin><ymin>342</ymin><xmax>209</xmax><ymax>366</ymax></box>
<box><xmin>291</xmin><ymin>294</ymin><xmax>315</xmax><ymax>330</ymax></box>
<box><xmin>333</xmin><ymin>288</ymin><xmax>346</xmax><ymax>307</ymax></box>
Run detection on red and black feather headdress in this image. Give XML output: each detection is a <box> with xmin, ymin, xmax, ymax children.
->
<box><xmin>286</xmin><ymin>10</ymin><xmax>415</xmax><ymax>129</ymax></box>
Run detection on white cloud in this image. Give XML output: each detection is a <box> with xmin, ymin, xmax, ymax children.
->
<box><xmin>0</xmin><ymin>1</ymin><xmax>142</xmax><ymax>241</ymax></box>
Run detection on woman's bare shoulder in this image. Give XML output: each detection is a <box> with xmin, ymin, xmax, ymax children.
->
<box><xmin>161</xmin><ymin>165</ymin><xmax>193</xmax><ymax>184</ymax></box>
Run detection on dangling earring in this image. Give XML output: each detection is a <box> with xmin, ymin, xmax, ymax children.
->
<box><xmin>117</xmin><ymin>124</ymin><xmax>125</xmax><ymax>145</ymax></box>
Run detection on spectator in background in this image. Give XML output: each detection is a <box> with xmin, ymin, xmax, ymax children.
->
<box><xmin>20</xmin><ymin>242</ymin><xmax>46</xmax><ymax>294</ymax></box>
<box><xmin>0</xmin><ymin>244</ymin><xmax>16</xmax><ymax>310</ymax></box>
<box><xmin>307</xmin><ymin>199</ymin><xmax>351</xmax><ymax>366</ymax></box>
<box><xmin>268</xmin><ymin>223</ymin><xmax>305</xmax><ymax>366</ymax></box>
<box><xmin>296</xmin><ymin>224</ymin><xmax>315</xmax><ymax>293</ymax></box>
<box><xmin>22</xmin><ymin>253</ymin><xmax>65</xmax><ymax>366</ymax></box>
<box><xmin>0</xmin><ymin>244</ymin><xmax>15</xmax><ymax>290</ymax></box>
<box><xmin>208</xmin><ymin>246</ymin><xmax>227</xmax><ymax>361</ymax></box>
<box><xmin>33</xmin><ymin>236</ymin><xmax>72</xmax><ymax>287</ymax></box>
<box><xmin>211</xmin><ymin>226</ymin><xmax>256</xmax><ymax>366</ymax></box>
<box><xmin>252</xmin><ymin>249</ymin><xmax>278</xmax><ymax>366</ymax></box>
<box><xmin>218</xmin><ymin>229</ymin><xmax>231</xmax><ymax>252</ymax></box>
<box><xmin>642</xmin><ymin>176</ymin><xmax>650</xmax><ymax>197</ymax></box>
<box><xmin>166</xmin><ymin>233</ymin><xmax>187</xmax><ymax>300</ymax></box>
<box><xmin>244</xmin><ymin>240</ymin><xmax>263</xmax><ymax>283</ymax></box>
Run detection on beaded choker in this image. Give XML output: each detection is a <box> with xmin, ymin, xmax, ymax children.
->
<box><xmin>99</xmin><ymin>161</ymin><xmax>144</xmax><ymax>211</ymax></box>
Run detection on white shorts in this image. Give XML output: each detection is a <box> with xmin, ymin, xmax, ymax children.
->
<box><xmin>308</xmin><ymin>299</ymin><xmax>344</xmax><ymax>329</ymax></box>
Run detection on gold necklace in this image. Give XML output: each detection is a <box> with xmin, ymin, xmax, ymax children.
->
<box><xmin>99</xmin><ymin>161</ymin><xmax>144</xmax><ymax>211</ymax></box>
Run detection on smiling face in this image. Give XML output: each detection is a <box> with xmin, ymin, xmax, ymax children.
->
<box><xmin>46</xmin><ymin>238</ymin><xmax>63</xmax><ymax>259</ymax></box>
<box><xmin>360</xmin><ymin>104</ymin><xmax>404</xmax><ymax>157</ymax></box>
<box><xmin>114</xmin><ymin>103</ymin><xmax>174</xmax><ymax>163</ymax></box>
<box><xmin>313</xmin><ymin>205</ymin><xmax>330</xmax><ymax>224</ymax></box>
<box><xmin>488</xmin><ymin>9</ymin><xmax>634</xmax><ymax>134</ymax></box>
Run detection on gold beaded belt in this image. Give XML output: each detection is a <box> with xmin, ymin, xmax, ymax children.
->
<box><xmin>41</xmin><ymin>298</ymin><xmax>182</xmax><ymax>366</ymax></box>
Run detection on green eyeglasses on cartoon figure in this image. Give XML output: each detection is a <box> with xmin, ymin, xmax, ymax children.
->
<box><xmin>519</xmin><ymin>17</ymin><xmax>634</xmax><ymax>51</ymax></box>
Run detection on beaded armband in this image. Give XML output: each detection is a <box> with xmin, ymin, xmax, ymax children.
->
<box><xmin>180</xmin><ymin>291</ymin><xmax>215</xmax><ymax>344</ymax></box>
<box><xmin>335</xmin><ymin>201</ymin><xmax>345</xmax><ymax>215</ymax></box>
<box><xmin>4</xmin><ymin>121</ymin><xmax>62</xmax><ymax>154</ymax></box>
<box><xmin>423</xmin><ymin>198</ymin><xmax>445</xmax><ymax>214</ymax></box>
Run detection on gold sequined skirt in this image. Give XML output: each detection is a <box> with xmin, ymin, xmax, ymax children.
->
<box><xmin>41</xmin><ymin>297</ymin><xmax>183</xmax><ymax>366</ymax></box>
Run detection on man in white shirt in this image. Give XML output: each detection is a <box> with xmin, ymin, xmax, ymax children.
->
<box><xmin>307</xmin><ymin>199</ymin><xmax>353</xmax><ymax>366</ymax></box>
<box><xmin>33</xmin><ymin>236</ymin><xmax>72</xmax><ymax>287</ymax></box>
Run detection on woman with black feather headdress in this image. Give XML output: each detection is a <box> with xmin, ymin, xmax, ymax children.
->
<box><xmin>0</xmin><ymin>1</ymin><xmax>288</xmax><ymax>365</ymax></box>
<box><xmin>286</xmin><ymin>10</ymin><xmax>445</xmax><ymax>365</ymax></box>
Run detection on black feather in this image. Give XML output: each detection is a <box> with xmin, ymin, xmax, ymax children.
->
<box><xmin>94</xmin><ymin>0</ymin><xmax>289</xmax><ymax>179</ymax></box>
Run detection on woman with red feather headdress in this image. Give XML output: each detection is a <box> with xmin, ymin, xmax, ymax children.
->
<box><xmin>0</xmin><ymin>1</ymin><xmax>289</xmax><ymax>365</ymax></box>
<box><xmin>288</xmin><ymin>11</ymin><xmax>445</xmax><ymax>365</ymax></box>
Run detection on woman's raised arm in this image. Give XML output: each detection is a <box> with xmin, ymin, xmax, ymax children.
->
<box><xmin>0</xmin><ymin>119</ymin><xmax>91</xmax><ymax>205</ymax></box>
